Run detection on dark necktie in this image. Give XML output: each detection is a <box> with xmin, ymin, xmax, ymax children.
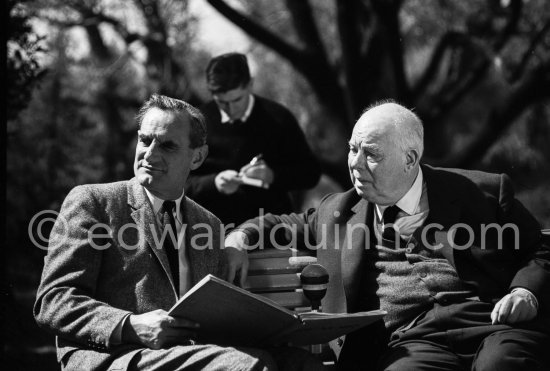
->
<box><xmin>161</xmin><ymin>200</ymin><xmax>179</xmax><ymax>292</ymax></box>
<box><xmin>230</xmin><ymin>119</ymin><xmax>244</xmax><ymax>125</ymax></box>
<box><xmin>382</xmin><ymin>205</ymin><xmax>401</xmax><ymax>241</ymax></box>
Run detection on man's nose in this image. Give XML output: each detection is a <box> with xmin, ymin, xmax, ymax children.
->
<box><xmin>144</xmin><ymin>141</ymin><xmax>159</xmax><ymax>161</ymax></box>
<box><xmin>350</xmin><ymin>151</ymin><xmax>364</xmax><ymax>169</ymax></box>
<box><xmin>226</xmin><ymin>104</ymin><xmax>235</xmax><ymax>115</ymax></box>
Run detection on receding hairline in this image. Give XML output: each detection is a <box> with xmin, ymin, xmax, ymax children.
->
<box><xmin>354</xmin><ymin>101</ymin><xmax>424</xmax><ymax>157</ymax></box>
<box><xmin>136</xmin><ymin>94</ymin><xmax>207</xmax><ymax>148</ymax></box>
<box><xmin>140</xmin><ymin>106</ymin><xmax>191</xmax><ymax>125</ymax></box>
<box><xmin>358</xmin><ymin>102</ymin><xmax>417</xmax><ymax>125</ymax></box>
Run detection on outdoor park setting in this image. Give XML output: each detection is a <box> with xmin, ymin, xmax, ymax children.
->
<box><xmin>6</xmin><ymin>0</ymin><xmax>550</xmax><ymax>369</ymax></box>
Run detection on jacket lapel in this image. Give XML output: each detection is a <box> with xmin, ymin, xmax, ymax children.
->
<box><xmin>422</xmin><ymin>165</ymin><xmax>462</xmax><ymax>267</ymax></box>
<box><xmin>340</xmin><ymin>197</ymin><xmax>372</xmax><ymax>312</ymax></box>
<box><xmin>127</xmin><ymin>178</ymin><xmax>178</xmax><ymax>296</ymax></box>
<box><xmin>181</xmin><ymin>197</ymin><xmax>220</xmax><ymax>285</ymax></box>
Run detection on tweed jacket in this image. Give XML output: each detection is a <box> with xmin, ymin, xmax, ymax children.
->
<box><xmin>34</xmin><ymin>178</ymin><xmax>227</xmax><ymax>370</ymax></box>
<box><xmin>242</xmin><ymin>165</ymin><xmax>550</xmax><ymax>362</ymax></box>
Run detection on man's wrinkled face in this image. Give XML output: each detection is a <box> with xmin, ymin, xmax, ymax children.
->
<box><xmin>348</xmin><ymin>113</ymin><xmax>409</xmax><ymax>206</ymax></box>
<box><xmin>212</xmin><ymin>84</ymin><xmax>251</xmax><ymax>121</ymax></box>
<box><xmin>134</xmin><ymin>108</ymin><xmax>205</xmax><ymax>200</ymax></box>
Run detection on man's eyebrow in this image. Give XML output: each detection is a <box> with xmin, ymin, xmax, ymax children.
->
<box><xmin>162</xmin><ymin>139</ymin><xmax>178</xmax><ymax>147</ymax></box>
<box><xmin>360</xmin><ymin>143</ymin><xmax>381</xmax><ymax>153</ymax></box>
<box><xmin>138</xmin><ymin>133</ymin><xmax>177</xmax><ymax>147</ymax></box>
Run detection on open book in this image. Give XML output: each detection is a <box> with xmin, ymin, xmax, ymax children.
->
<box><xmin>169</xmin><ymin>274</ymin><xmax>385</xmax><ymax>346</ymax></box>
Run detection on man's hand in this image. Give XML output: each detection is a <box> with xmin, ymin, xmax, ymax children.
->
<box><xmin>122</xmin><ymin>309</ymin><xmax>199</xmax><ymax>349</ymax></box>
<box><xmin>215</xmin><ymin>170</ymin><xmax>241</xmax><ymax>194</ymax></box>
<box><xmin>491</xmin><ymin>289</ymin><xmax>538</xmax><ymax>325</ymax></box>
<box><xmin>225</xmin><ymin>231</ymin><xmax>250</xmax><ymax>287</ymax></box>
<box><xmin>240</xmin><ymin>163</ymin><xmax>274</xmax><ymax>186</ymax></box>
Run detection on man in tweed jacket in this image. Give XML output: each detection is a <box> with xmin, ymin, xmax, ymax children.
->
<box><xmin>34</xmin><ymin>95</ymin><xmax>316</xmax><ymax>370</ymax></box>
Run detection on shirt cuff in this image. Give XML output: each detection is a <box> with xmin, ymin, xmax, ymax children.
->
<box><xmin>108</xmin><ymin>313</ymin><xmax>132</xmax><ymax>346</ymax></box>
<box><xmin>511</xmin><ymin>287</ymin><xmax>539</xmax><ymax>311</ymax></box>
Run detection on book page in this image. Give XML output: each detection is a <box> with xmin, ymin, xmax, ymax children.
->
<box><xmin>169</xmin><ymin>275</ymin><xmax>299</xmax><ymax>346</ymax></box>
<box><xmin>271</xmin><ymin>310</ymin><xmax>386</xmax><ymax>346</ymax></box>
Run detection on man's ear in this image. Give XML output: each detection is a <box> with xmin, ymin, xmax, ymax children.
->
<box><xmin>405</xmin><ymin>148</ymin><xmax>420</xmax><ymax>170</ymax></box>
<box><xmin>190</xmin><ymin>145</ymin><xmax>208</xmax><ymax>170</ymax></box>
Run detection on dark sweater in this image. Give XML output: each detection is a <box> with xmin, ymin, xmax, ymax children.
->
<box><xmin>186</xmin><ymin>95</ymin><xmax>321</xmax><ymax>226</ymax></box>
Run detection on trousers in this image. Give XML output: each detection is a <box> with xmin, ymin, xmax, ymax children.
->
<box><xmin>377</xmin><ymin>301</ymin><xmax>550</xmax><ymax>371</ymax></box>
<box><xmin>127</xmin><ymin>344</ymin><xmax>324</xmax><ymax>371</ymax></box>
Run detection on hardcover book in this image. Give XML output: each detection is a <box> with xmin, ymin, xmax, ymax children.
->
<box><xmin>169</xmin><ymin>274</ymin><xmax>385</xmax><ymax>346</ymax></box>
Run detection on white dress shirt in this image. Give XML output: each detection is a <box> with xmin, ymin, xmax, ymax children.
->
<box><xmin>144</xmin><ymin>188</ymin><xmax>192</xmax><ymax>297</ymax></box>
<box><xmin>219</xmin><ymin>94</ymin><xmax>255</xmax><ymax>124</ymax></box>
<box><xmin>373</xmin><ymin>168</ymin><xmax>538</xmax><ymax>308</ymax></box>
<box><xmin>109</xmin><ymin>188</ymin><xmax>192</xmax><ymax>345</ymax></box>
<box><xmin>375</xmin><ymin>168</ymin><xmax>429</xmax><ymax>239</ymax></box>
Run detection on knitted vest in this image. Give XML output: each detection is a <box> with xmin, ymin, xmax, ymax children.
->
<box><xmin>359</xmin><ymin>209</ymin><xmax>476</xmax><ymax>333</ymax></box>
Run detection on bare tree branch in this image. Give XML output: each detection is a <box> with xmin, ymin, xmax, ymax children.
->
<box><xmin>337</xmin><ymin>0</ymin><xmax>370</xmax><ymax>118</ymax></box>
<box><xmin>492</xmin><ymin>0</ymin><xmax>522</xmax><ymax>52</ymax></box>
<box><xmin>284</xmin><ymin>0</ymin><xmax>325</xmax><ymax>53</ymax></box>
<box><xmin>371</xmin><ymin>0</ymin><xmax>410</xmax><ymax>102</ymax></box>
<box><xmin>447</xmin><ymin>63</ymin><xmax>550</xmax><ymax>167</ymax></box>
<box><xmin>89</xmin><ymin>13</ymin><xmax>142</xmax><ymax>44</ymax></box>
<box><xmin>207</xmin><ymin>0</ymin><xmax>350</xmax><ymax>124</ymax></box>
<box><xmin>39</xmin><ymin>13</ymin><xmax>142</xmax><ymax>45</ymax></box>
<box><xmin>412</xmin><ymin>31</ymin><xmax>468</xmax><ymax>97</ymax></box>
<box><xmin>206</xmin><ymin>0</ymin><xmax>303</xmax><ymax>62</ymax></box>
<box><xmin>427</xmin><ymin>37</ymin><xmax>493</xmax><ymax>125</ymax></box>
<box><xmin>135</xmin><ymin>0</ymin><xmax>168</xmax><ymax>40</ymax></box>
<box><xmin>509</xmin><ymin>20</ymin><xmax>550</xmax><ymax>82</ymax></box>
<box><xmin>417</xmin><ymin>0</ymin><xmax>521</xmax><ymax>125</ymax></box>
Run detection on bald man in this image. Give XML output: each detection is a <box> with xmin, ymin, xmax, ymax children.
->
<box><xmin>225</xmin><ymin>101</ymin><xmax>550</xmax><ymax>370</ymax></box>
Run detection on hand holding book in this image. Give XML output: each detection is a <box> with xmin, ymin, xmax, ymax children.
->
<box><xmin>168</xmin><ymin>275</ymin><xmax>386</xmax><ymax>347</ymax></box>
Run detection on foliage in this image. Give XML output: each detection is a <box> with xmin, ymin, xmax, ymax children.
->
<box><xmin>5</xmin><ymin>1</ymin><xmax>550</xmax><ymax>365</ymax></box>
<box><xmin>7</xmin><ymin>0</ymin><xmax>47</xmax><ymax>120</ymax></box>
<box><xmin>7</xmin><ymin>0</ymin><xmax>199</xmax><ymax>290</ymax></box>
<box><xmin>201</xmin><ymin>0</ymin><xmax>550</xmax><ymax>233</ymax></box>
<box><xmin>7</xmin><ymin>1</ymin><xmax>550</xmax><ymax>294</ymax></box>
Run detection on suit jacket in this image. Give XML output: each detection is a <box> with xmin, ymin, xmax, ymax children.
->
<box><xmin>34</xmin><ymin>178</ymin><xmax>227</xmax><ymax>370</ymax></box>
<box><xmin>241</xmin><ymin>165</ymin><xmax>550</xmax><ymax>365</ymax></box>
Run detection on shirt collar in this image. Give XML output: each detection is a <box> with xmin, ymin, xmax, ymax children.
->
<box><xmin>144</xmin><ymin>188</ymin><xmax>185</xmax><ymax>223</ymax></box>
<box><xmin>376</xmin><ymin>167</ymin><xmax>423</xmax><ymax>220</ymax></box>
<box><xmin>220</xmin><ymin>94</ymin><xmax>255</xmax><ymax>124</ymax></box>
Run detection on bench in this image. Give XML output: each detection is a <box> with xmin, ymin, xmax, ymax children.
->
<box><xmin>244</xmin><ymin>229</ymin><xmax>550</xmax><ymax>366</ymax></box>
<box><xmin>244</xmin><ymin>248</ymin><xmax>317</xmax><ymax>309</ymax></box>
<box><xmin>245</xmin><ymin>229</ymin><xmax>550</xmax><ymax>306</ymax></box>
<box><xmin>244</xmin><ymin>248</ymin><xmax>336</xmax><ymax>366</ymax></box>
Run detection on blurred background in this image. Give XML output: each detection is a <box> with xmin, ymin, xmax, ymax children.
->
<box><xmin>5</xmin><ymin>0</ymin><xmax>550</xmax><ymax>369</ymax></box>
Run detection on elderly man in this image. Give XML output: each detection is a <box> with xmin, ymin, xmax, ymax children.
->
<box><xmin>34</xmin><ymin>94</ymin><xmax>320</xmax><ymax>371</ymax></box>
<box><xmin>186</xmin><ymin>52</ymin><xmax>321</xmax><ymax>227</ymax></box>
<box><xmin>226</xmin><ymin>102</ymin><xmax>550</xmax><ymax>370</ymax></box>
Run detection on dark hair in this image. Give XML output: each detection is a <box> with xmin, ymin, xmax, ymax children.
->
<box><xmin>136</xmin><ymin>94</ymin><xmax>207</xmax><ymax>148</ymax></box>
<box><xmin>206</xmin><ymin>53</ymin><xmax>251</xmax><ymax>93</ymax></box>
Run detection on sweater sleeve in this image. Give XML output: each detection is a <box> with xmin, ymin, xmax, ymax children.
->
<box><xmin>186</xmin><ymin>172</ymin><xmax>219</xmax><ymax>199</ymax></box>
